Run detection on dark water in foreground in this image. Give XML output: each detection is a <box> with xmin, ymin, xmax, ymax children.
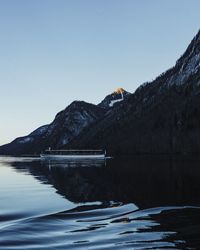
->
<box><xmin>0</xmin><ymin>156</ymin><xmax>200</xmax><ymax>249</ymax></box>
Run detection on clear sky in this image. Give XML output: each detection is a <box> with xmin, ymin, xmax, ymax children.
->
<box><xmin>0</xmin><ymin>0</ymin><xmax>199</xmax><ymax>145</ymax></box>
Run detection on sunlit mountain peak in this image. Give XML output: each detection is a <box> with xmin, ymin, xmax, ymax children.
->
<box><xmin>113</xmin><ymin>88</ymin><xmax>126</xmax><ymax>94</ymax></box>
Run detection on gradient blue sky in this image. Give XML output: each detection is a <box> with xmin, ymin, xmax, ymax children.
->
<box><xmin>0</xmin><ymin>0</ymin><xmax>199</xmax><ymax>145</ymax></box>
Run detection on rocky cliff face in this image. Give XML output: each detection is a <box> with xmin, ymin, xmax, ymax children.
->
<box><xmin>69</xmin><ymin>30</ymin><xmax>200</xmax><ymax>155</ymax></box>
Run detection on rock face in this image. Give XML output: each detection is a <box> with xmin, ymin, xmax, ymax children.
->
<box><xmin>69</xmin><ymin>30</ymin><xmax>200</xmax><ymax>155</ymax></box>
<box><xmin>0</xmin><ymin>101</ymin><xmax>106</xmax><ymax>155</ymax></box>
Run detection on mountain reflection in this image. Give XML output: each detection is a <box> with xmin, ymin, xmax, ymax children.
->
<box><xmin>8</xmin><ymin>156</ymin><xmax>200</xmax><ymax>209</ymax></box>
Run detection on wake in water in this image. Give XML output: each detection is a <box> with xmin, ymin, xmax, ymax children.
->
<box><xmin>1</xmin><ymin>203</ymin><xmax>200</xmax><ymax>249</ymax></box>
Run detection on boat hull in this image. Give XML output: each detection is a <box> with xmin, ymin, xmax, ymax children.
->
<box><xmin>40</xmin><ymin>154</ymin><xmax>105</xmax><ymax>160</ymax></box>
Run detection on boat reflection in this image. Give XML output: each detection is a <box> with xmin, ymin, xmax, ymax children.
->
<box><xmin>41</xmin><ymin>158</ymin><xmax>106</xmax><ymax>169</ymax></box>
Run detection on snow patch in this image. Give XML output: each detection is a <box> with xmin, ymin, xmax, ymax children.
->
<box><xmin>168</xmin><ymin>49</ymin><xmax>200</xmax><ymax>86</ymax></box>
<box><xmin>30</xmin><ymin>125</ymin><xmax>48</xmax><ymax>136</ymax></box>
<box><xmin>109</xmin><ymin>92</ymin><xmax>124</xmax><ymax>107</ymax></box>
<box><xmin>18</xmin><ymin>137</ymin><xmax>33</xmax><ymax>144</ymax></box>
<box><xmin>59</xmin><ymin>135</ymin><xmax>69</xmax><ymax>146</ymax></box>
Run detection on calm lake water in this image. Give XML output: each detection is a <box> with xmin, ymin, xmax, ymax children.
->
<box><xmin>0</xmin><ymin>156</ymin><xmax>200</xmax><ymax>249</ymax></box>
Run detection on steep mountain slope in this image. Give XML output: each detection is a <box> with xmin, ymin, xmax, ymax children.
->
<box><xmin>68</xmin><ymin>30</ymin><xmax>200</xmax><ymax>155</ymax></box>
<box><xmin>0</xmin><ymin>101</ymin><xmax>105</xmax><ymax>155</ymax></box>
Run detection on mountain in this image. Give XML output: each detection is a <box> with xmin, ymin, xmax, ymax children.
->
<box><xmin>98</xmin><ymin>88</ymin><xmax>131</xmax><ymax>109</ymax></box>
<box><xmin>68</xmin><ymin>29</ymin><xmax>200</xmax><ymax>155</ymax></box>
<box><xmin>1</xmin><ymin>30</ymin><xmax>200</xmax><ymax>156</ymax></box>
<box><xmin>0</xmin><ymin>101</ymin><xmax>106</xmax><ymax>155</ymax></box>
<box><xmin>0</xmin><ymin>87</ymin><xmax>131</xmax><ymax>155</ymax></box>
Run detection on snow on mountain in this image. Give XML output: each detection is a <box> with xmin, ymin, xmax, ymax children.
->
<box><xmin>167</xmin><ymin>30</ymin><xmax>200</xmax><ymax>86</ymax></box>
<box><xmin>18</xmin><ymin>137</ymin><xmax>34</xmax><ymax>144</ymax></box>
<box><xmin>30</xmin><ymin>125</ymin><xmax>49</xmax><ymax>136</ymax></box>
<box><xmin>12</xmin><ymin>125</ymin><xmax>49</xmax><ymax>145</ymax></box>
<box><xmin>98</xmin><ymin>88</ymin><xmax>131</xmax><ymax>109</ymax></box>
<box><xmin>109</xmin><ymin>88</ymin><xmax>124</xmax><ymax>107</ymax></box>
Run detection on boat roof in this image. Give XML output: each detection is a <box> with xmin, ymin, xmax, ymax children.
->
<box><xmin>44</xmin><ymin>149</ymin><xmax>104</xmax><ymax>152</ymax></box>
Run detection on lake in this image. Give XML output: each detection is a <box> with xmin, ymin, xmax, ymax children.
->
<box><xmin>0</xmin><ymin>156</ymin><xmax>200</xmax><ymax>249</ymax></box>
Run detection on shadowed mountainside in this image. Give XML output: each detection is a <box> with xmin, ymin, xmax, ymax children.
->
<box><xmin>68</xmin><ymin>30</ymin><xmax>200</xmax><ymax>155</ymax></box>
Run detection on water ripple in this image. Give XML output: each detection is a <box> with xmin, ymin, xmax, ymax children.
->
<box><xmin>1</xmin><ymin>204</ymin><xmax>200</xmax><ymax>249</ymax></box>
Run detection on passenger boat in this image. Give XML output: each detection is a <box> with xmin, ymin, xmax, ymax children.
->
<box><xmin>40</xmin><ymin>149</ymin><xmax>106</xmax><ymax>160</ymax></box>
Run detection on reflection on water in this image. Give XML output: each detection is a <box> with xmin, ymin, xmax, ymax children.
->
<box><xmin>0</xmin><ymin>156</ymin><xmax>200</xmax><ymax>249</ymax></box>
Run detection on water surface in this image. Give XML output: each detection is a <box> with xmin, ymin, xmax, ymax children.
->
<box><xmin>0</xmin><ymin>156</ymin><xmax>200</xmax><ymax>249</ymax></box>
